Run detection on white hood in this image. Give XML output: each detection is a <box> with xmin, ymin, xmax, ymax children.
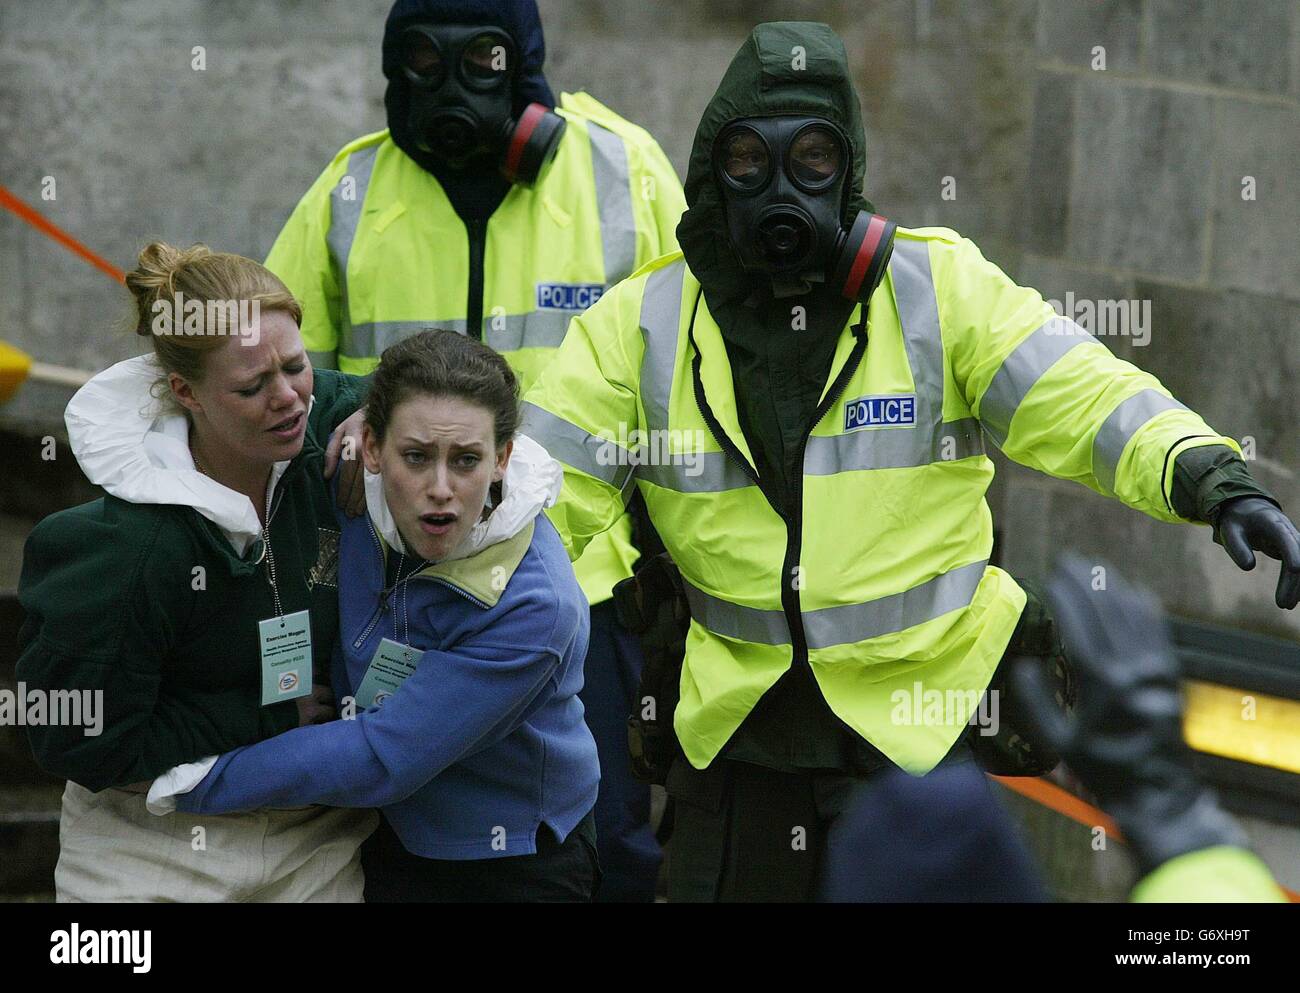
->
<box><xmin>365</xmin><ymin>432</ymin><xmax>562</xmax><ymax>564</ymax></box>
<box><xmin>65</xmin><ymin>354</ymin><xmax>300</xmax><ymax>556</ymax></box>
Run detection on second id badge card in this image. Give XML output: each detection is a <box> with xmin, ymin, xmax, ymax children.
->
<box><xmin>258</xmin><ymin>609</ymin><xmax>313</xmax><ymax>706</ymax></box>
<box><xmin>354</xmin><ymin>638</ymin><xmax>422</xmax><ymax>710</ymax></box>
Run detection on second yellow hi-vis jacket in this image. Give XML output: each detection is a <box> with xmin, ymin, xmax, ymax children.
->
<box><xmin>520</xmin><ymin>226</ymin><xmax>1242</xmax><ymax>774</ymax></box>
<box><xmin>265</xmin><ymin>91</ymin><xmax>686</xmax><ymax>605</ymax></box>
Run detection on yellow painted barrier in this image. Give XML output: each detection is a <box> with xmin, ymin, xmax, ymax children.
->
<box><xmin>1184</xmin><ymin>679</ymin><xmax>1300</xmax><ymax>776</ymax></box>
<box><xmin>0</xmin><ymin>341</ymin><xmax>33</xmax><ymax>404</ymax></box>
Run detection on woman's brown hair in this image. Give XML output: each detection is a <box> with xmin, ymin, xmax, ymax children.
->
<box><xmin>365</xmin><ymin>329</ymin><xmax>521</xmax><ymax>449</ymax></box>
<box><xmin>124</xmin><ymin>241</ymin><xmax>302</xmax><ymax>386</ymax></box>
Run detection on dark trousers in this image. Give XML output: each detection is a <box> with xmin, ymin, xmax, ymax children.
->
<box><xmin>579</xmin><ymin>599</ymin><xmax>662</xmax><ymax>902</ymax></box>
<box><xmin>360</xmin><ymin>811</ymin><xmax>600</xmax><ymax>903</ymax></box>
<box><xmin>665</xmin><ymin>740</ymin><xmax>979</xmax><ymax>903</ymax></box>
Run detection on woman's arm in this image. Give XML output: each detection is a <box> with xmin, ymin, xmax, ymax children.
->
<box><xmin>177</xmin><ymin>622</ymin><xmax>565</xmax><ymax>814</ymax></box>
<box><xmin>17</xmin><ymin>508</ymin><xmax>278</xmax><ymax>791</ymax></box>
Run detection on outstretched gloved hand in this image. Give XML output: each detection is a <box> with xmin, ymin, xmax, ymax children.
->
<box><xmin>1010</xmin><ymin>552</ymin><xmax>1245</xmax><ymax>877</ymax></box>
<box><xmin>1212</xmin><ymin>496</ymin><xmax>1300</xmax><ymax>609</ymax></box>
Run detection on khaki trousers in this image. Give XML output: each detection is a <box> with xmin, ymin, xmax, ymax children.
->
<box><xmin>55</xmin><ymin>781</ymin><xmax>378</xmax><ymax>903</ymax></box>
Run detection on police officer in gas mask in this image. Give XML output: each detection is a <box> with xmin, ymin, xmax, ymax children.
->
<box><xmin>267</xmin><ymin>0</ymin><xmax>686</xmax><ymax>903</ymax></box>
<box><xmin>521</xmin><ymin>20</ymin><xmax>1300</xmax><ymax>901</ymax></box>
<box><xmin>384</xmin><ymin>10</ymin><xmax>564</xmax><ymax>210</ymax></box>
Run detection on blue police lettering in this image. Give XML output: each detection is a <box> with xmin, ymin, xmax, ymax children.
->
<box><xmin>843</xmin><ymin>394</ymin><xmax>917</xmax><ymax>430</ymax></box>
<box><xmin>536</xmin><ymin>283</ymin><xmax>605</xmax><ymax>310</ymax></box>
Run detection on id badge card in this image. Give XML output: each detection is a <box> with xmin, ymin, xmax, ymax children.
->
<box><xmin>258</xmin><ymin>609</ymin><xmax>313</xmax><ymax>706</ymax></box>
<box><xmin>354</xmin><ymin>638</ymin><xmax>421</xmax><ymax>710</ymax></box>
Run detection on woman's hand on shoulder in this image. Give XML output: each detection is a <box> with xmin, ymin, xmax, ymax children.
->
<box><xmin>324</xmin><ymin>408</ymin><xmax>367</xmax><ymax>518</ymax></box>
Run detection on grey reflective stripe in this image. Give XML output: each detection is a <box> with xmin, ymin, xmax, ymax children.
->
<box><xmin>342</xmin><ymin>319</ymin><xmax>468</xmax><ymax>357</ymax></box>
<box><xmin>307</xmin><ymin>350</ymin><xmax>337</xmax><ymax>371</ymax></box>
<box><xmin>588</xmin><ymin>122</ymin><xmax>637</xmax><ymax>284</ymax></box>
<box><xmin>977</xmin><ymin>317</ymin><xmax>1103</xmax><ymax>449</ymax></box>
<box><xmin>638</xmin><ymin>246</ymin><xmax>987</xmax><ymax>493</ymax></box>
<box><xmin>484</xmin><ymin>310</ymin><xmax>574</xmax><ymax>353</ymax></box>
<box><xmin>1093</xmin><ymin>389</ymin><xmax>1187</xmax><ymax>494</ymax></box>
<box><xmin>804</xmin><ymin>559</ymin><xmax>988</xmax><ymax>649</ymax></box>
<box><xmin>638</xmin><ymin>261</ymin><xmax>685</xmax><ymax>436</ymax></box>
<box><xmin>632</xmin><ymin>263</ymin><xmax>754</xmax><ymax>491</ymax></box>
<box><xmin>637</xmin><ymin>451</ymin><xmax>754</xmax><ymax>493</ymax></box>
<box><xmin>327</xmin><ymin>145</ymin><xmax>379</xmax><ymax>360</ymax></box>
<box><xmin>645</xmin><ymin>417</ymin><xmax>985</xmax><ymax>488</ymax></box>
<box><xmin>683</xmin><ymin>559</ymin><xmax>989</xmax><ymax>649</ymax></box>
<box><xmin>343</xmin><ymin>313</ymin><xmax>571</xmax><ymax>358</ymax></box>
<box><xmin>683</xmin><ymin>580</ymin><xmax>790</xmax><ymax>647</ymax></box>
<box><xmin>804</xmin><ymin>416</ymin><xmax>985</xmax><ymax>474</ymax></box>
<box><xmin>876</xmin><ymin>239</ymin><xmax>987</xmax><ymax>466</ymax></box>
<box><xmin>519</xmin><ymin>402</ymin><xmax>636</xmax><ymax>491</ymax></box>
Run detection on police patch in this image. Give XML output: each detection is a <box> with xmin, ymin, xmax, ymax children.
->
<box><xmin>843</xmin><ymin>394</ymin><xmax>917</xmax><ymax>431</ymax></box>
<box><xmin>536</xmin><ymin>283</ymin><xmax>605</xmax><ymax>311</ymax></box>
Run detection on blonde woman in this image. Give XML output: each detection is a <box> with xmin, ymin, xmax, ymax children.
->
<box><xmin>16</xmin><ymin>242</ymin><xmax>377</xmax><ymax>901</ymax></box>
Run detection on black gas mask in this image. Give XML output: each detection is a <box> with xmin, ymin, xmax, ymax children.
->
<box><xmin>398</xmin><ymin>23</ymin><xmax>565</xmax><ymax>185</ymax></box>
<box><xmin>713</xmin><ymin>116</ymin><xmax>895</xmax><ymax>301</ymax></box>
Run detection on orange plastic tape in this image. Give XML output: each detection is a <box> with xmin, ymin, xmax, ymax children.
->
<box><xmin>0</xmin><ymin>183</ymin><xmax>125</xmax><ymax>284</ymax></box>
<box><xmin>990</xmin><ymin>774</ymin><xmax>1299</xmax><ymax>902</ymax></box>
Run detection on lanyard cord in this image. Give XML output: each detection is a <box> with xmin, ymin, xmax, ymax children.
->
<box><xmin>391</xmin><ymin>553</ymin><xmax>430</xmax><ymax>645</ymax></box>
<box><xmin>263</xmin><ymin>517</ymin><xmax>283</xmax><ymax>617</ymax></box>
<box><xmin>193</xmin><ymin>452</ymin><xmax>284</xmax><ymax>617</ymax></box>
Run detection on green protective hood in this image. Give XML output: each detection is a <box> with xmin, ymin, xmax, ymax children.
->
<box><xmin>676</xmin><ymin>21</ymin><xmax>874</xmax><ymax>318</ymax></box>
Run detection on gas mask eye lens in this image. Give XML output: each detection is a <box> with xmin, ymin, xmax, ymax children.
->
<box><xmin>401</xmin><ymin>30</ymin><xmax>444</xmax><ymax>84</ymax></box>
<box><xmin>789</xmin><ymin>126</ymin><xmax>842</xmax><ymax>188</ymax></box>
<box><xmin>462</xmin><ymin>33</ymin><xmax>508</xmax><ymax>84</ymax></box>
<box><xmin>719</xmin><ymin>129</ymin><xmax>770</xmax><ymax>191</ymax></box>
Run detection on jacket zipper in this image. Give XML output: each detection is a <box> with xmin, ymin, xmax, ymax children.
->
<box><xmin>423</xmin><ymin>575</ymin><xmax>492</xmax><ymax>610</ymax></box>
<box><xmin>686</xmin><ymin>289</ymin><xmax>870</xmax><ymax>670</ymax></box>
<box><xmin>782</xmin><ymin>323</ymin><xmax>870</xmax><ymax>669</ymax></box>
<box><xmin>261</xmin><ymin>483</ymin><xmax>288</xmax><ymax>616</ymax></box>
<box><xmin>684</xmin><ymin>290</ymin><xmax>768</xmax><ymax>497</ymax></box>
<box><xmin>689</xmin><ymin>339</ymin><xmax>768</xmax><ymax>500</ymax></box>
<box><xmin>351</xmin><ymin>517</ymin><xmax>390</xmax><ymax>650</ymax></box>
<box><xmin>465</xmin><ymin>217</ymin><xmax>487</xmax><ymax>342</ymax></box>
<box><xmin>351</xmin><ymin>519</ymin><xmax>495</xmax><ymax>650</ymax></box>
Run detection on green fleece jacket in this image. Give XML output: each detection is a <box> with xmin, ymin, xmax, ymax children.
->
<box><xmin>16</xmin><ymin>366</ymin><xmax>365</xmax><ymax>792</ymax></box>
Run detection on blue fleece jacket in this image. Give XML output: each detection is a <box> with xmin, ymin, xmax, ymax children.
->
<box><xmin>177</xmin><ymin>477</ymin><xmax>599</xmax><ymax>859</ymax></box>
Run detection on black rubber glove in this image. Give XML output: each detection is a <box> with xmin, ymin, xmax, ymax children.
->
<box><xmin>1010</xmin><ymin>552</ymin><xmax>1245</xmax><ymax>877</ymax></box>
<box><xmin>1212</xmin><ymin>496</ymin><xmax>1300</xmax><ymax>609</ymax></box>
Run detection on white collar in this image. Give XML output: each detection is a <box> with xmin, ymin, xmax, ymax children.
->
<box><xmin>65</xmin><ymin>354</ymin><xmax>310</xmax><ymax>556</ymax></box>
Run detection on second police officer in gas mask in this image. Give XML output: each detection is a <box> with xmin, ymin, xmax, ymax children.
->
<box><xmin>521</xmin><ymin>21</ymin><xmax>1300</xmax><ymax>901</ymax></box>
<box><xmin>266</xmin><ymin>0</ymin><xmax>686</xmax><ymax>902</ymax></box>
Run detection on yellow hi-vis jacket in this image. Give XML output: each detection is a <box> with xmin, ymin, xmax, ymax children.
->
<box><xmin>265</xmin><ymin>92</ymin><xmax>686</xmax><ymax>605</ymax></box>
<box><xmin>520</xmin><ymin>226</ymin><xmax>1243</xmax><ymax>774</ymax></box>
